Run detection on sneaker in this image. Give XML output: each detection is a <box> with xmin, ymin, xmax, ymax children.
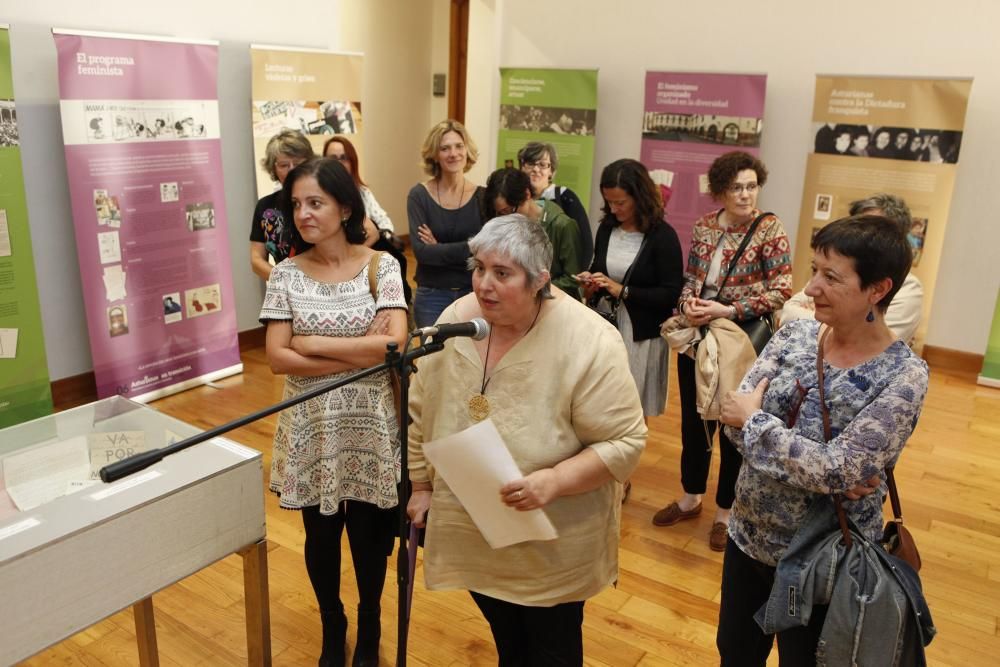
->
<box><xmin>709</xmin><ymin>522</ymin><xmax>728</xmax><ymax>551</ymax></box>
<box><xmin>652</xmin><ymin>501</ymin><xmax>702</xmax><ymax>526</ymax></box>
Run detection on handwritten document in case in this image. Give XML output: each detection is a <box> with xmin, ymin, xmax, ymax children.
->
<box><xmin>2</xmin><ymin>436</ymin><xmax>91</xmax><ymax>511</ymax></box>
<box><xmin>422</xmin><ymin>418</ymin><xmax>557</xmax><ymax>549</ymax></box>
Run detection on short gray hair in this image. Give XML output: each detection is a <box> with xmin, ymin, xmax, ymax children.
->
<box><xmin>468</xmin><ymin>214</ymin><xmax>554</xmax><ymax>299</ymax></box>
<box><xmin>849</xmin><ymin>193</ymin><xmax>912</xmax><ymax>235</ymax></box>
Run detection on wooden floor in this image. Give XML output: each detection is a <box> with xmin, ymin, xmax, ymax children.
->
<box><xmin>20</xmin><ymin>347</ymin><xmax>1000</xmax><ymax>666</ymax></box>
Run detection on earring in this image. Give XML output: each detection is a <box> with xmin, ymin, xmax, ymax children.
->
<box><xmin>866</xmin><ymin>308</ymin><xmax>875</xmax><ymax>323</ymax></box>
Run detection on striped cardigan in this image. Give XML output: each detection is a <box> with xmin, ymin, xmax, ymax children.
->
<box><xmin>679</xmin><ymin>208</ymin><xmax>793</xmax><ymax>319</ymax></box>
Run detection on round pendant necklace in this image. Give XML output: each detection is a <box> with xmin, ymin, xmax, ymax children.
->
<box><xmin>468</xmin><ymin>300</ymin><xmax>543</xmax><ymax>421</ymax></box>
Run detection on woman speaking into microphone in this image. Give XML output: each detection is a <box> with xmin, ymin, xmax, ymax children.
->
<box><xmin>406</xmin><ymin>214</ymin><xmax>646</xmax><ymax>663</ymax></box>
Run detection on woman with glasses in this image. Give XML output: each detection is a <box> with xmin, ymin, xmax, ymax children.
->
<box><xmin>324</xmin><ymin>136</ymin><xmax>411</xmax><ymax>304</ymax></box>
<box><xmin>250</xmin><ymin>129</ymin><xmax>315</xmax><ymax>280</ymax></box>
<box><xmin>652</xmin><ymin>151</ymin><xmax>792</xmax><ymax>552</ymax></box>
<box><xmin>517</xmin><ymin>141</ymin><xmax>593</xmax><ymax>268</ymax></box>
<box><xmin>715</xmin><ymin>215</ymin><xmax>927</xmax><ymax>664</ymax></box>
<box><xmin>407</xmin><ymin>119</ymin><xmax>485</xmax><ymax>327</ymax></box>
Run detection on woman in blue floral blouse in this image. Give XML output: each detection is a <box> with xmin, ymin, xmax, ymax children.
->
<box><xmin>716</xmin><ymin>214</ymin><xmax>929</xmax><ymax>665</ymax></box>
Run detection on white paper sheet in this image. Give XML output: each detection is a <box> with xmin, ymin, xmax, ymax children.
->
<box><xmin>97</xmin><ymin>230</ymin><xmax>121</xmax><ymax>264</ymax></box>
<box><xmin>0</xmin><ymin>209</ymin><xmax>11</xmax><ymax>257</ymax></box>
<box><xmin>102</xmin><ymin>265</ymin><xmax>127</xmax><ymax>301</ymax></box>
<box><xmin>2</xmin><ymin>436</ymin><xmax>91</xmax><ymax>511</ymax></box>
<box><xmin>422</xmin><ymin>419</ymin><xmax>558</xmax><ymax>549</ymax></box>
<box><xmin>0</xmin><ymin>328</ymin><xmax>17</xmax><ymax>359</ymax></box>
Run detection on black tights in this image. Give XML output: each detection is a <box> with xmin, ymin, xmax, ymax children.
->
<box><xmin>301</xmin><ymin>501</ymin><xmax>393</xmax><ymax>615</ymax></box>
<box><xmin>677</xmin><ymin>352</ymin><xmax>743</xmax><ymax>509</ymax></box>
<box><xmin>471</xmin><ymin>592</ymin><xmax>585</xmax><ymax>666</ymax></box>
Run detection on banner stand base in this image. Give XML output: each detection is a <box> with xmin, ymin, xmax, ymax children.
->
<box><xmin>131</xmin><ymin>363</ymin><xmax>244</xmax><ymax>404</ymax></box>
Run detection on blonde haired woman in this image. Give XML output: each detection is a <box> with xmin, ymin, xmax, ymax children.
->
<box><xmin>407</xmin><ymin>119</ymin><xmax>485</xmax><ymax>327</ymax></box>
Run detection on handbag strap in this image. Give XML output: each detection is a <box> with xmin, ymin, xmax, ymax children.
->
<box><xmin>817</xmin><ymin>326</ymin><xmax>853</xmax><ymax>547</ymax></box>
<box><xmin>618</xmin><ymin>233</ymin><xmax>649</xmax><ymax>293</ymax></box>
<box><xmin>885</xmin><ymin>467</ymin><xmax>903</xmax><ymax>522</ymax></box>
<box><xmin>717</xmin><ymin>211</ymin><xmax>773</xmax><ymax>293</ymax></box>
<box><xmin>816</xmin><ymin>326</ymin><xmax>832</xmax><ymax>442</ymax></box>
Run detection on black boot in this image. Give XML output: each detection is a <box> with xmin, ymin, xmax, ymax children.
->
<box><xmin>352</xmin><ymin>606</ymin><xmax>381</xmax><ymax>667</ymax></box>
<box><xmin>318</xmin><ymin>605</ymin><xmax>348</xmax><ymax>667</ymax></box>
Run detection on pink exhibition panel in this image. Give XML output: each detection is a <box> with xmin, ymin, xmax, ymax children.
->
<box><xmin>53</xmin><ymin>31</ymin><xmax>241</xmax><ymax>400</ymax></box>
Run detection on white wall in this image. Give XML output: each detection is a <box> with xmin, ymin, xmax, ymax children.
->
<box><xmin>465</xmin><ymin>0</ymin><xmax>1000</xmax><ymax>354</ymax></box>
<box><xmin>6</xmin><ymin>0</ymin><xmax>998</xmax><ymax>384</ymax></box>
<box><xmin>4</xmin><ymin>0</ymin><xmax>438</xmax><ymax>380</ymax></box>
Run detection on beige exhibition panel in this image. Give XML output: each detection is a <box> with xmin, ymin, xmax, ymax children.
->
<box><xmin>0</xmin><ymin>397</ymin><xmax>269</xmax><ymax>666</ymax></box>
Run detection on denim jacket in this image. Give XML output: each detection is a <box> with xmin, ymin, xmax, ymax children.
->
<box><xmin>755</xmin><ymin>495</ymin><xmax>935</xmax><ymax>666</ymax></box>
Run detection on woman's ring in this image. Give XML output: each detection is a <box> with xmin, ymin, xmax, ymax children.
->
<box><xmin>515</xmin><ymin>490</ymin><xmax>523</xmax><ymax>500</ymax></box>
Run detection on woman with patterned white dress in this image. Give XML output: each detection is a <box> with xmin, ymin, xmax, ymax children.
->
<box><xmin>261</xmin><ymin>157</ymin><xmax>408</xmax><ymax>667</ymax></box>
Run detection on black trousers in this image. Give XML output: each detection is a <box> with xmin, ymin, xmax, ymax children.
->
<box><xmin>470</xmin><ymin>592</ymin><xmax>585</xmax><ymax>666</ymax></box>
<box><xmin>301</xmin><ymin>501</ymin><xmax>395</xmax><ymax>615</ymax></box>
<box><xmin>677</xmin><ymin>352</ymin><xmax>742</xmax><ymax>509</ymax></box>
<box><xmin>717</xmin><ymin>538</ymin><xmax>827</xmax><ymax>666</ymax></box>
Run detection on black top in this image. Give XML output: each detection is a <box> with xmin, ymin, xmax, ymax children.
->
<box><xmin>249</xmin><ymin>190</ymin><xmax>292</xmax><ymax>264</ymax></box>
<box><xmin>590</xmin><ymin>219</ymin><xmax>684</xmax><ymax>341</ymax></box>
<box><xmin>407</xmin><ymin>183</ymin><xmax>485</xmax><ymax>290</ymax></box>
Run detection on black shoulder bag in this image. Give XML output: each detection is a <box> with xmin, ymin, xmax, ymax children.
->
<box><xmin>713</xmin><ymin>211</ymin><xmax>774</xmax><ymax>356</ymax></box>
<box><xmin>587</xmin><ymin>235</ymin><xmax>648</xmax><ymax>328</ymax></box>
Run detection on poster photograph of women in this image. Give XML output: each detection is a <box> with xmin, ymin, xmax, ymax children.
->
<box><xmin>813</xmin><ymin>123</ymin><xmax>962</xmax><ymax>163</ymax></box>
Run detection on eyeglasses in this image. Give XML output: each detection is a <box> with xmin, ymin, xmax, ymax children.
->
<box><xmin>496</xmin><ymin>205</ymin><xmax>516</xmax><ymax>216</ymax></box>
<box><xmin>523</xmin><ymin>160</ymin><xmax>552</xmax><ymax>171</ymax></box>
<box><xmin>329</xmin><ymin>154</ymin><xmax>351</xmax><ymax>162</ymax></box>
<box><xmin>727</xmin><ymin>182</ymin><xmax>759</xmax><ymax>195</ymax></box>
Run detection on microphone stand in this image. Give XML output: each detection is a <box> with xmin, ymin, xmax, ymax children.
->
<box><xmin>98</xmin><ymin>334</ymin><xmax>447</xmax><ymax>667</ymax></box>
<box><xmin>393</xmin><ymin>333</ymin><xmax>443</xmax><ymax>667</ymax></box>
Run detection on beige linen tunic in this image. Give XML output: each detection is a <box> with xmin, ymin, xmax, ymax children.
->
<box><xmin>409</xmin><ymin>292</ymin><xmax>646</xmax><ymax>606</ymax></box>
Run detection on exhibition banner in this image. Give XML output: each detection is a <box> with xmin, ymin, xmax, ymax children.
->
<box><xmin>53</xmin><ymin>29</ymin><xmax>241</xmax><ymax>401</ymax></box>
<box><xmin>496</xmin><ymin>68</ymin><xmax>598</xmax><ymax>208</ymax></box>
<box><xmin>794</xmin><ymin>75</ymin><xmax>972</xmax><ymax>348</ymax></box>
<box><xmin>250</xmin><ymin>45</ymin><xmax>363</xmax><ymax>198</ymax></box>
<box><xmin>979</xmin><ymin>291</ymin><xmax>1000</xmax><ymax>388</ymax></box>
<box><xmin>0</xmin><ymin>26</ymin><xmax>54</xmax><ymax>428</ymax></box>
<box><xmin>640</xmin><ymin>71</ymin><xmax>767</xmax><ymax>264</ymax></box>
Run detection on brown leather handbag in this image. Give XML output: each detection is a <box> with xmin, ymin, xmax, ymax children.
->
<box><xmin>881</xmin><ymin>468</ymin><xmax>922</xmax><ymax>570</ymax></box>
<box><xmin>817</xmin><ymin>327</ymin><xmax>922</xmax><ymax>572</ymax></box>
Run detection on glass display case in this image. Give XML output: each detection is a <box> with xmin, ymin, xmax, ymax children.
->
<box><xmin>0</xmin><ymin>396</ymin><xmax>269</xmax><ymax>665</ymax></box>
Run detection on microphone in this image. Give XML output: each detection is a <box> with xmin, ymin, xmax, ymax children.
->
<box><xmin>418</xmin><ymin>318</ymin><xmax>490</xmax><ymax>342</ymax></box>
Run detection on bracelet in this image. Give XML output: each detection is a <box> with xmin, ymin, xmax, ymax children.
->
<box><xmin>729</xmin><ymin>305</ymin><xmax>738</xmax><ymax>320</ymax></box>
